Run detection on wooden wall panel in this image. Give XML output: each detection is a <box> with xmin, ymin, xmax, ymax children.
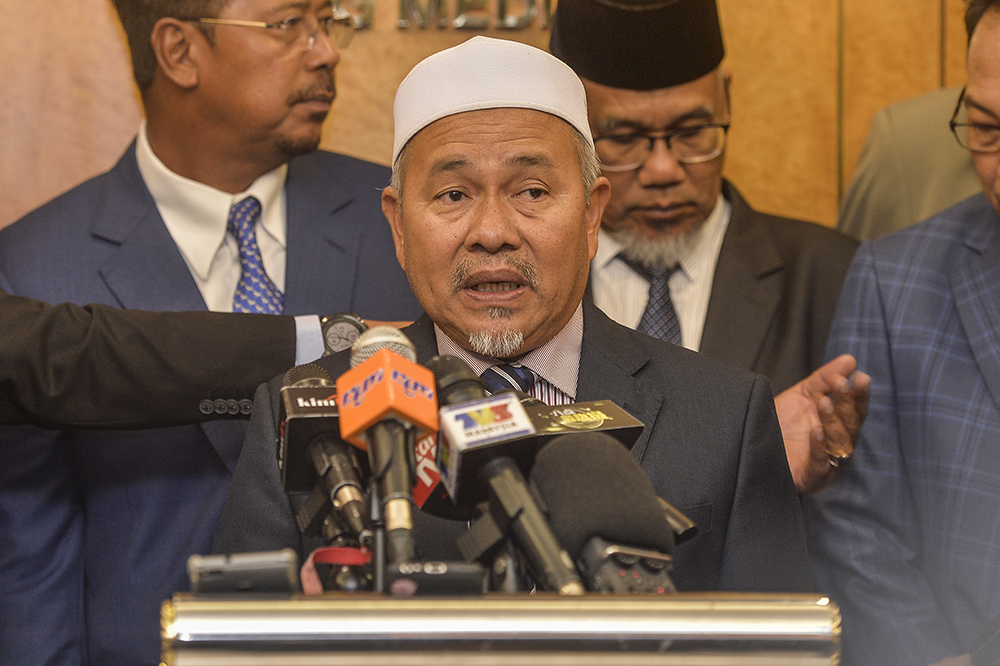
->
<box><xmin>0</xmin><ymin>0</ymin><xmax>977</xmax><ymax>231</ymax></box>
<box><xmin>718</xmin><ymin>0</ymin><xmax>839</xmax><ymax>226</ymax></box>
<box><xmin>840</xmin><ymin>0</ymin><xmax>942</xmax><ymax>194</ymax></box>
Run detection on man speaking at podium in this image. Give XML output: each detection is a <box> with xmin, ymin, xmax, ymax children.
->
<box><xmin>215</xmin><ymin>36</ymin><xmax>813</xmax><ymax>592</ymax></box>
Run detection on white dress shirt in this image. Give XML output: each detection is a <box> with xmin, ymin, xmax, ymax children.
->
<box><xmin>135</xmin><ymin>121</ymin><xmax>289</xmax><ymax>313</ymax></box>
<box><xmin>135</xmin><ymin>123</ymin><xmax>322</xmax><ymax>364</ymax></box>
<box><xmin>589</xmin><ymin>194</ymin><xmax>730</xmax><ymax>352</ymax></box>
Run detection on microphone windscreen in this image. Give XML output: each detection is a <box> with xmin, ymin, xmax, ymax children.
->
<box><xmin>530</xmin><ymin>432</ymin><xmax>673</xmax><ymax>558</ymax></box>
<box><xmin>282</xmin><ymin>363</ymin><xmax>334</xmax><ymax>388</ymax></box>
<box><xmin>425</xmin><ymin>355</ymin><xmax>486</xmax><ymax>406</ymax></box>
<box><xmin>350</xmin><ymin>326</ymin><xmax>417</xmax><ymax>367</ymax></box>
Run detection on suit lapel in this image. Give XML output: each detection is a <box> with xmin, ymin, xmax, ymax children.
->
<box><xmin>282</xmin><ymin>158</ymin><xmax>361</xmax><ymax>314</ymax></box>
<box><xmin>92</xmin><ymin>146</ymin><xmax>208</xmax><ymax>312</ymax></box>
<box><xmin>952</xmin><ymin>214</ymin><xmax>1000</xmax><ymax>412</ymax></box>
<box><xmin>699</xmin><ymin>182</ymin><xmax>782</xmax><ymax>372</ymax></box>
<box><xmin>92</xmin><ymin>145</ymin><xmax>243</xmax><ymax>469</ymax></box>
<box><xmin>576</xmin><ymin>301</ymin><xmax>663</xmax><ymax>462</ymax></box>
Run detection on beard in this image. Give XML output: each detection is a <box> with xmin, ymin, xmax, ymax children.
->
<box><xmin>468</xmin><ymin>307</ymin><xmax>525</xmax><ymax>358</ymax></box>
<box><xmin>609</xmin><ymin>216</ymin><xmax>709</xmax><ymax>270</ymax></box>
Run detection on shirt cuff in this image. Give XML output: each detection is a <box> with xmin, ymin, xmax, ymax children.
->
<box><xmin>293</xmin><ymin>315</ymin><xmax>324</xmax><ymax>365</ymax></box>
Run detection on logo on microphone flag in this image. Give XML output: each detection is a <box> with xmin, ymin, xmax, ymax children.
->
<box><xmin>437</xmin><ymin>393</ymin><xmax>535</xmax><ymax>499</ymax></box>
<box><xmin>337</xmin><ymin>348</ymin><xmax>438</xmax><ymax>449</ymax></box>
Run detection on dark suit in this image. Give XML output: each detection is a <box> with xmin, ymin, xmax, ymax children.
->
<box><xmin>0</xmin><ymin>144</ymin><xmax>420</xmax><ymax>666</ymax></box>
<box><xmin>593</xmin><ymin>181</ymin><xmax>857</xmax><ymax>394</ymax></box>
<box><xmin>0</xmin><ymin>287</ymin><xmax>296</xmax><ymax>428</ymax></box>
<box><xmin>803</xmin><ymin>193</ymin><xmax>1000</xmax><ymax>665</ymax></box>
<box><xmin>214</xmin><ymin>301</ymin><xmax>814</xmax><ymax>593</ymax></box>
<box><xmin>697</xmin><ymin>182</ymin><xmax>858</xmax><ymax>393</ymax></box>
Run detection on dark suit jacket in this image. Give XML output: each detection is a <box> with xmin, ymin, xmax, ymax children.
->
<box><xmin>0</xmin><ymin>287</ymin><xmax>296</xmax><ymax>428</ymax></box>
<box><xmin>0</xmin><ymin>144</ymin><xmax>420</xmax><ymax>666</ymax></box>
<box><xmin>803</xmin><ymin>193</ymin><xmax>1000</xmax><ymax>666</ymax></box>
<box><xmin>214</xmin><ymin>301</ymin><xmax>814</xmax><ymax>594</ymax></box>
<box><xmin>681</xmin><ymin>181</ymin><xmax>858</xmax><ymax>394</ymax></box>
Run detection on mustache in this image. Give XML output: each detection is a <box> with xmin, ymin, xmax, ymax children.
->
<box><xmin>287</xmin><ymin>74</ymin><xmax>336</xmax><ymax>105</ymax></box>
<box><xmin>451</xmin><ymin>254</ymin><xmax>539</xmax><ymax>292</ymax></box>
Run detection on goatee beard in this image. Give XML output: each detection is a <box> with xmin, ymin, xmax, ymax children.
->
<box><xmin>468</xmin><ymin>307</ymin><xmax>524</xmax><ymax>358</ymax></box>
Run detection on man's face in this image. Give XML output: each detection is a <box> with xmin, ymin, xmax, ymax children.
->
<box><xmin>195</xmin><ymin>0</ymin><xmax>340</xmax><ymax>160</ymax></box>
<box><xmin>967</xmin><ymin>8</ymin><xmax>1000</xmax><ymax>215</ymax></box>
<box><xmin>382</xmin><ymin>108</ymin><xmax>610</xmax><ymax>358</ymax></box>
<box><xmin>584</xmin><ymin>70</ymin><xmax>728</xmax><ymax>243</ymax></box>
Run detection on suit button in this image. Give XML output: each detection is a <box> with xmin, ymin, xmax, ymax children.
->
<box><xmin>213</xmin><ymin>399</ymin><xmax>229</xmax><ymax>415</ymax></box>
<box><xmin>239</xmin><ymin>399</ymin><xmax>253</xmax><ymax>415</ymax></box>
<box><xmin>199</xmin><ymin>400</ymin><xmax>215</xmax><ymax>415</ymax></box>
<box><xmin>226</xmin><ymin>399</ymin><xmax>240</xmax><ymax>415</ymax></box>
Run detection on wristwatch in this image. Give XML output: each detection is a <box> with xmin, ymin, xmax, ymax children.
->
<box><xmin>320</xmin><ymin>313</ymin><xmax>368</xmax><ymax>355</ymax></box>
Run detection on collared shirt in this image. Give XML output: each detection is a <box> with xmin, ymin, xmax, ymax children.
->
<box><xmin>134</xmin><ymin>122</ymin><xmax>321</xmax><ymax>365</ymax></box>
<box><xmin>135</xmin><ymin>121</ymin><xmax>289</xmax><ymax>313</ymax></box>
<box><xmin>434</xmin><ymin>303</ymin><xmax>583</xmax><ymax>406</ymax></box>
<box><xmin>589</xmin><ymin>194</ymin><xmax>730</xmax><ymax>352</ymax></box>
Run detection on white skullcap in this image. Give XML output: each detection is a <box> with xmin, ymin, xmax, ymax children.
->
<box><xmin>391</xmin><ymin>36</ymin><xmax>593</xmax><ymax>164</ymax></box>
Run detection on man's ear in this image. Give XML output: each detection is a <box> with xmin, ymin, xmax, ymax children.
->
<box><xmin>586</xmin><ymin>176</ymin><xmax>611</xmax><ymax>260</ymax></box>
<box><xmin>150</xmin><ymin>18</ymin><xmax>202</xmax><ymax>89</ymax></box>
<box><xmin>381</xmin><ymin>186</ymin><xmax>407</xmax><ymax>272</ymax></box>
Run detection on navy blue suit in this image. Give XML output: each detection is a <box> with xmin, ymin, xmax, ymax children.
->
<box><xmin>0</xmin><ymin>144</ymin><xmax>420</xmax><ymax>666</ymax></box>
<box><xmin>803</xmin><ymin>193</ymin><xmax>1000</xmax><ymax>665</ymax></box>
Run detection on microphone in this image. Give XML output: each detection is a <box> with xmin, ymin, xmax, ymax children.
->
<box><xmin>337</xmin><ymin>328</ymin><xmax>437</xmax><ymax>565</ymax></box>
<box><xmin>278</xmin><ymin>364</ymin><xmax>367</xmax><ymax>540</ymax></box>
<box><xmin>434</xmin><ymin>372</ymin><xmax>644</xmax><ymax>507</ymax></box>
<box><xmin>425</xmin><ymin>356</ymin><xmax>584</xmax><ymax>595</ymax></box>
<box><xmin>530</xmin><ymin>432</ymin><xmax>681</xmax><ymax>594</ymax></box>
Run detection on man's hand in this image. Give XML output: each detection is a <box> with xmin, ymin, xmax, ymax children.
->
<box><xmin>774</xmin><ymin>354</ymin><xmax>870</xmax><ymax>494</ymax></box>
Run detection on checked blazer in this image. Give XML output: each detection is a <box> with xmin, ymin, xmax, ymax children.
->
<box><xmin>803</xmin><ymin>192</ymin><xmax>1000</xmax><ymax>666</ymax></box>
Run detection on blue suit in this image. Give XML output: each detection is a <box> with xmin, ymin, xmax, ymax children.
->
<box><xmin>802</xmin><ymin>193</ymin><xmax>1000</xmax><ymax>666</ymax></box>
<box><xmin>0</xmin><ymin>143</ymin><xmax>421</xmax><ymax>666</ymax></box>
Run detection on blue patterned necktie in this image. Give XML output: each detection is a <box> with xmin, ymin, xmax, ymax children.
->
<box><xmin>480</xmin><ymin>363</ymin><xmax>538</xmax><ymax>395</ymax></box>
<box><xmin>227</xmin><ymin>196</ymin><xmax>284</xmax><ymax>315</ymax></box>
<box><xmin>625</xmin><ymin>258</ymin><xmax>682</xmax><ymax>346</ymax></box>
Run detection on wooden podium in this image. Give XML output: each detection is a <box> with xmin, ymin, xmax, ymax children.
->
<box><xmin>161</xmin><ymin>592</ymin><xmax>840</xmax><ymax>665</ymax></box>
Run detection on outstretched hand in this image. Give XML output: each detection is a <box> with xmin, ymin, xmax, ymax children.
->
<box><xmin>774</xmin><ymin>354</ymin><xmax>870</xmax><ymax>494</ymax></box>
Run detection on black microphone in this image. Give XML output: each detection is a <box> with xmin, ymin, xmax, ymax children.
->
<box><xmin>530</xmin><ymin>432</ymin><xmax>681</xmax><ymax>594</ymax></box>
<box><xmin>426</xmin><ymin>356</ymin><xmax>584</xmax><ymax>595</ymax></box>
<box><xmin>278</xmin><ymin>364</ymin><xmax>368</xmax><ymax>541</ymax></box>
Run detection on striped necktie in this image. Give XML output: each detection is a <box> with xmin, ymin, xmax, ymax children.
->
<box><xmin>480</xmin><ymin>363</ymin><xmax>538</xmax><ymax>395</ymax></box>
<box><xmin>227</xmin><ymin>196</ymin><xmax>284</xmax><ymax>315</ymax></box>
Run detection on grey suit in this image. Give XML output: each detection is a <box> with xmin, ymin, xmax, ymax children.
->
<box><xmin>214</xmin><ymin>301</ymin><xmax>814</xmax><ymax>593</ymax></box>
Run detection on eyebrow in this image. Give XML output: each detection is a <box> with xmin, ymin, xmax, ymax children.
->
<box><xmin>964</xmin><ymin>95</ymin><xmax>1000</xmax><ymax>123</ymax></box>
<box><xmin>597</xmin><ymin>107</ymin><xmax>716</xmax><ymax>134</ymax></box>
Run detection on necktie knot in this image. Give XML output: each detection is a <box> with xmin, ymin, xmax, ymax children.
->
<box><xmin>480</xmin><ymin>363</ymin><xmax>537</xmax><ymax>395</ymax></box>
<box><xmin>620</xmin><ymin>255</ymin><xmax>681</xmax><ymax>346</ymax></box>
<box><xmin>228</xmin><ymin>196</ymin><xmax>284</xmax><ymax>315</ymax></box>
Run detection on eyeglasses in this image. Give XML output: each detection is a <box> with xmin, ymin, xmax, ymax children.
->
<box><xmin>184</xmin><ymin>11</ymin><xmax>355</xmax><ymax>50</ymax></box>
<box><xmin>950</xmin><ymin>86</ymin><xmax>1000</xmax><ymax>154</ymax></box>
<box><xmin>593</xmin><ymin>123</ymin><xmax>730</xmax><ymax>172</ymax></box>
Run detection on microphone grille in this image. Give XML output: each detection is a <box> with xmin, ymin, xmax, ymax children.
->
<box><xmin>282</xmin><ymin>363</ymin><xmax>334</xmax><ymax>388</ymax></box>
<box><xmin>350</xmin><ymin>326</ymin><xmax>417</xmax><ymax>367</ymax></box>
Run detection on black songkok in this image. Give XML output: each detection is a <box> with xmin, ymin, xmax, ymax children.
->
<box><xmin>550</xmin><ymin>0</ymin><xmax>725</xmax><ymax>91</ymax></box>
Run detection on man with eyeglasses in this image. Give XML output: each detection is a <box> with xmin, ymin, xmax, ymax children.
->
<box><xmin>549</xmin><ymin>0</ymin><xmax>866</xmax><ymax>495</ymax></box>
<box><xmin>802</xmin><ymin>2</ymin><xmax>1000</xmax><ymax>665</ymax></box>
<box><xmin>0</xmin><ymin>0</ymin><xmax>420</xmax><ymax>664</ymax></box>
